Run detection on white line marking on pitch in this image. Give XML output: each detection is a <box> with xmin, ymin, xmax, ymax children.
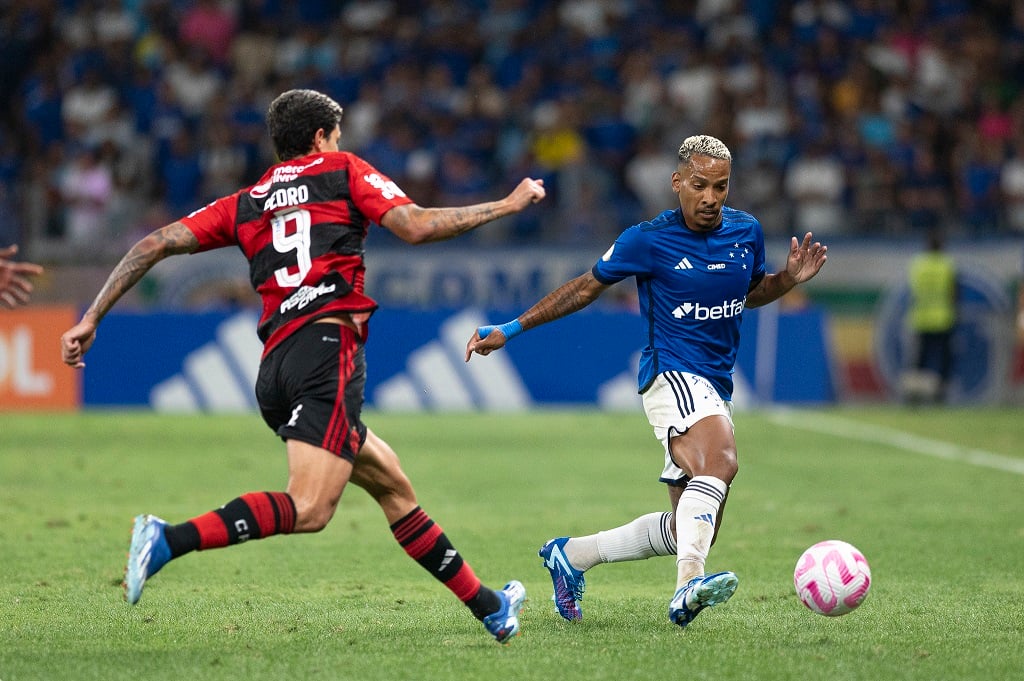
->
<box><xmin>764</xmin><ymin>409</ymin><xmax>1024</xmax><ymax>476</ymax></box>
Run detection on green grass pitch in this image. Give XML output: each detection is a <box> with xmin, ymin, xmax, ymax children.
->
<box><xmin>1</xmin><ymin>407</ymin><xmax>1022</xmax><ymax>680</ymax></box>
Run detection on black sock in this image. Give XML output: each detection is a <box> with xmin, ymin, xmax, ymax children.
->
<box><xmin>464</xmin><ymin>585</ymin><xmax>502</xmax><ymax>621</ymax></box>
<box><xmin>163</xmin><ymin>522</ymin><xmax>200</xmax><ymax>558</ymax></box>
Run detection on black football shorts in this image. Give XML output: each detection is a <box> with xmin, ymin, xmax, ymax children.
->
<box><xmin>255</xmin><ymin>321</ymin><xmax>367</xmax><ymax>462</ymax></box>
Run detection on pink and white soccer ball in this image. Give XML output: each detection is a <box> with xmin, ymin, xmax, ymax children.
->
<box><xmin>793</xmin><ymin>540</ymin><xmax>871</xmax><ymax>616</ymax></box>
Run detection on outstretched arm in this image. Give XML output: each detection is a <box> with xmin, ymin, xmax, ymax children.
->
<box><xmin>746</xmin><ymin>232</ymin><xmax>828</xmax><ymax>309</ymax></box>
<box><xmin>465</xmin><ymin>271</ymin><xmax>610</xmax><ymax>361</ymax></box>
<box><xmin>60</xmin><ymin>222</ymin><xmax>199</xmax><ymax>368</ymax></box>
<box><xmin>0</xmin><ymin>244</ymin><xmax>44</xmax><ymax>308</ymax></box>
<box><xmin>381</xmin><ymin>177</ymin><xmax>545</xmax><ymax>244</ymax></box>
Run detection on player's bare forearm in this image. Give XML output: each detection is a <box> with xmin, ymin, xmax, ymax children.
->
<box><xmin>402</xmin><ymin>203</ymin><xmax>504</xmax><ymax>243</ymax></box>
<box><xmin>62</xmin><ymin>222</ymin><xmax>197</xmax><ymax>368</ymax></box>
<box><xmin>382</xmin><ymin>178</ymin><xmax>544</xmax><ymax>244</ymax></box>
<box><xmin>464</xmin><ymin>271</ymin><xmax>608</xmax><ymax>361</ymax></box>
<box><xmin>520</xmin><ymin>272</ymin><xmax>608</xmax><ymax>330</ymax></box>
<box><xmin>83</xmin><ymin>222</ymin><xmax>198</xmax><ymax>323</ymax></box>
<box><xmin>745</xmin><ymin>271</ymin><xmax>796</xmax><ymax>308</ymax></box>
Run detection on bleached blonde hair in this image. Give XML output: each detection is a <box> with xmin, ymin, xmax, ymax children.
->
<box><xmin>677</xmin><ymin>135</ymin><xmax>732</xmax><ymax>165</ymax></box>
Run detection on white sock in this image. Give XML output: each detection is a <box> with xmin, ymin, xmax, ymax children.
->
<box><xmin>597</xmin><ymin>512</ymin><xmax>677</xmax><ymax>564</ymax></box>
<box><xmin>562</xmin><ymin>535</ymin><xmax>601</xmax><ymax>571</ymax></box>
<box><xmin>674</xmin><ymin>476</ymin><xmax>728</xmax><ymax>588</ymax></box>
<box><xmin>563</xmin><ymin>512</ymin><xmax>676</xmax><ymax>571</ymax></box>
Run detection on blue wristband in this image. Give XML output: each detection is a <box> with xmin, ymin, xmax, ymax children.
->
<box><xmin>498</xmin><ymin>319</ymin><xmax>523</xmax><ymax>339</ymax></box>
<box><xmin>477</xmin><ymin>319</ymin><xmax>523</xmax><ymax>340</ymax></box>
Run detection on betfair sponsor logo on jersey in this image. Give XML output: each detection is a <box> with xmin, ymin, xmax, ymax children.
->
<box><xmin>672</xmin><ymin>297</ymin><xmax>745</xmax><ymax>320</ymax></box>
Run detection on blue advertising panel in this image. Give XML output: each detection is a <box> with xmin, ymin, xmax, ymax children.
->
<box><xmin>80</xmin><ymin>306</ymin><xmax>836</xmax><ymax>410</ymax></box>
<box><xmin>736</xmin><ymin>305</ymin><xmax>837</xmax><ymax>404</ymax></box>
<box><xmin>82</xmin><ymin>310</ymin><xmax>261</xmax><ymax>410</ymax></box>
<box><xmin>363</xmin><ymin>308</ymin><xmax>642</xmax><ymax>410</ymax></box>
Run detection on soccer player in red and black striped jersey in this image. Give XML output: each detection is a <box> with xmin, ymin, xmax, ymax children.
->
<box><xmin>60</xmin><ymin>89</ymin><xmax>544</xmax><ymax>643</ymax></box>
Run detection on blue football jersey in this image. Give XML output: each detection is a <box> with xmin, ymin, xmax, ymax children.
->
<box><xmin>592</xmin><ymin>206</ymin><xmax>766</xmax><ymax>399</ymax></box>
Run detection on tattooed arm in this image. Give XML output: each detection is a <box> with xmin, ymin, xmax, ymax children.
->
<box><xmin>380</xmin><ymin>177</ymin><xmax>545</xmax><ymax>244</ymax></box>
<box><xmin>517</xmin><ymin>271</ymin><xmax>609</xmax><ymax>330</ymax></box>
<box><xmin>465</xmin><ymin>271</ymin><xmax>609</xmax><ymax>361</ymax></box>
<box><xmin>61</xmin><ymin>222</ymin><xmax>199</xmax><ymax>368</ymax></box>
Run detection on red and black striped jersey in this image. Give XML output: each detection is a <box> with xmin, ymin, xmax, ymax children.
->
<box><xmin>180</xmin><ymin>151</ymin><xmax>413</xmax><ymax>357</ymax></box>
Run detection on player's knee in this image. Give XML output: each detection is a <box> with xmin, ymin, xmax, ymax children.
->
<box><xmin>707</xmin><ymin>448</ymin><xmax>738</xmax><ymax>483</ymax></box>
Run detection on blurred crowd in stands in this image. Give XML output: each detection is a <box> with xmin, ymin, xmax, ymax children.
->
<box><xmin>1</xmin><ymin>0</ymin><xmax>1023</xmax><ymax>262</ymax></box>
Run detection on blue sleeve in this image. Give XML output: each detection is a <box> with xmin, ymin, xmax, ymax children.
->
<box><xmin>592</xmin><ymin>225</ymin><xmax>650</xmax><ymax>285</ymax></box>
<box><xmin>747</xmin><ymin>218</ymin><xmax>767</xmax><ymax>290</ymax></box>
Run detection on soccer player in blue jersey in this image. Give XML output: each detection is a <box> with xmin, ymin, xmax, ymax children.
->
<box><xmin>465</xmin><ymin>135</ymin><xmax>828</xmax><ymax>628</ymax></box>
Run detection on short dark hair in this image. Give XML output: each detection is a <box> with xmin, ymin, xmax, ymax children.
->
<box><xmin>266</xmin><ymin>89</ymin><xmax>344</xmax><ymax>161</ymax></box>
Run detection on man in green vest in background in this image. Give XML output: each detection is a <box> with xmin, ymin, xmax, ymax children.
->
<box><xmin>904</xmin><ymin>231</ymin><xmax>958</xmax><ymax>403</ymax></box>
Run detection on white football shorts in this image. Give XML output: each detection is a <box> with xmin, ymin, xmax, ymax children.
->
<box><xmin>641</xmin><ymin>370</ymin><xmax>734</xmax><ymax>484</ymax></box>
